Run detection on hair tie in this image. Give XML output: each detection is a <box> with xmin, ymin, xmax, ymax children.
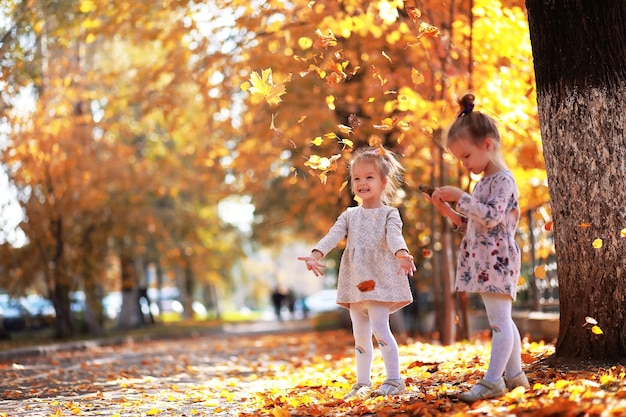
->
<box><xmin>458</xmin><ymin>103</ymin><xmax>474</xmax><ymax>117</ymax></box>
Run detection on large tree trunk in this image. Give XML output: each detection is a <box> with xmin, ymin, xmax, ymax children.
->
<box><xmin>526</xmin><ymin>1</ymin><xmax>626</xmax><ymax>361</ymax></box>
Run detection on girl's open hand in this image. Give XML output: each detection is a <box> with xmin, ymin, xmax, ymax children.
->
<box><xmin>298</xmin><ymin>256</ymin><xmax>326</xmax><ymax>277</ymax></box>
<box><xmin>396</xmin><ymin>254</ymin><xmax>417</xmax><ymax>277</ymax></box>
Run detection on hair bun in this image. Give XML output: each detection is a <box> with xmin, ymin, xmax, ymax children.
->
<box><xmin>458</xmin><ymin>93</ymin><xmax>475</xmax><ymax>117</ymax></box>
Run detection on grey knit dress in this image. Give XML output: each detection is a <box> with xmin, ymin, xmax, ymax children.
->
<box><xmin>313</xmin><ymin>205</ymin><xmax>413</xmax><ymax>313</ymax></box>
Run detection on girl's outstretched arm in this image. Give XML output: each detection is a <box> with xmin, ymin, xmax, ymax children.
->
<box><xmin>298</xmin><ymin>250</ymin><xmax>326</xmax><ymax>277</ymax></box>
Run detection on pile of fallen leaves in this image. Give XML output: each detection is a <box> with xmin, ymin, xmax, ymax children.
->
<box><xmin>1</xmin><ymin>327</ymin><xmax>626</xmax><ymax>416</ymax></box>
<box><xmin>231</xmin><ymin>330</ymin><xmax>626</xmax><ymax>416</ymax></box>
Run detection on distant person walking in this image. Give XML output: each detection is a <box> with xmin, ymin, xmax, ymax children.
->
<box><xmin>270</xmin><ymin>286</ymin><xmax>286</xmax><ymax>321</ymax></box>
<box><xmin>298</xmin><ymin>146</ymin><xmax>416</xmax><ymax>400</ymax></box>
<box><xmin>423</xmin><ymin>93</ymin><xmax>529</xmax><ymax>401</ymax></box>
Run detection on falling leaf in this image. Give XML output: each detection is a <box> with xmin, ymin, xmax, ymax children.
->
<box><xmin>348</xmin><ymin>113</ymin><xmax>361</xmax><ymax>129</ymax></box>
<box><xmin>518</xmin><ymin>276</ymin><xmax>526</xmax><ymax>286</ymax></box>
<box><xmin>243</xmin><ymin>68</ymin><xmax>286</xmax><ymax>106</ymax></box>
<box><xmin>311</xmin><ymin>136</ymin><xmax>324</xmax><ymax>146</ymax></box>
<box><xmin>454</xmin><ymin>315</ymin><xmax>460</xmax><ymax>324</ymax></box>
<box><xmin>373</xmin><ymin>118</ymin><xmax>394</xmax><ymax>131</ymax></box>
<box><xmin>313</xmin><ymin>28</ymin><xmax>337</xmax><ymax>48</ymax></box>
<box><xmin>357</xmin><ymin>280</ymin><xmax>376</xmax><ymax>292</ymax></box>
<box><xmin>534</xmin><ymin>265</ymin><xmax>546</xmax><ymax>279</ymax></box>
<box><xmin>406</xmin><ymin>6</ymin><xmax>421</xmax><ymax>22</ymax></box>
<box><xmin>411</xmin><ymin>68</ymin><xmax>425</xmax><ymax>85</ymax></box>
<box><xmin>382</xmin><ymin>51</ymin><xmax>392</xmax><ymax>62</ymax></box>
<box><xmin>418</xmin><ymin>22</ymin><xmax>440</xmax><ymax>37</ymax></box>
<box><xmin>340</xmin><ymin>138</ymin><xmax>354</xmax><ymax>148</ymax></box>
<box><xmin>369</xmin><ymin>135</ymin><xmax>383</xmax><ymax>147</ymax></box>
<box><xmin>270</xmin><ymin>114</ymin><xmax>282</xmax><ymax>136</ymax></box>
<box><xmin>591</xmin><ymin>325</ymin><xmax>604</xmax><ymax>335</ymax></box>
<box><xmin>585</xmin><ymin>316</ymin><xmax>598</xmax><ymax>325</ymax></box>
<box><xmin>337</xmin><ymin>124</ymin><xmax>352</xmax><ymax>135</ymax></box>
<box><xmin>592</xmin><ymin>238</ymin><xmax>603</xmax><ymax>249</ymax></box>
<box><xmin>544</xmin><ymin>221</ymin><xmax>553</xmax><ymax>231</ymax></box>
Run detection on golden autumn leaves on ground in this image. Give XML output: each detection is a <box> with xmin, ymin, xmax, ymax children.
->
<box><xmin>1</xmin><ymin>327</ymin><xmax>626</xmax><ymax>416</ymax></box>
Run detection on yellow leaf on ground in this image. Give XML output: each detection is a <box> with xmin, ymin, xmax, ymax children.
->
<box><xmin>271</xmin><ymin>407</ymin><xmax>291</xmax><ymax>417</ymax></box>
<box><xmin>592</xmin><ymin>238</ymin><xmax>603</xmax><ymax>249</ymax></box>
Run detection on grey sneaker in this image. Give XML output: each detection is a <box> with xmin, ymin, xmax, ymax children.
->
<box><xmin>458</xmin><ymin>378</ymin><xmax>506</xmax><ymax>402</ymax></box>
<box><xmin>343</xmin><ymin>382</ymin><xmax>372</xmax><ymax>400</ymax></box>
<box><xmin>504</xmin><ymin>371</ymin><xmax>530</xmax><ymax>390</ymax></box>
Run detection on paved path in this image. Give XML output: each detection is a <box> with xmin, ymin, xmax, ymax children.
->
<box><xmin>0</xmin><ymin>318</ymin><xmax>313</xmax><ymax>362</ymax></box>
<box><xmin>0</xmin><ymin>319</ymin><xmax>333</xmax><ymax>416</ymax></box>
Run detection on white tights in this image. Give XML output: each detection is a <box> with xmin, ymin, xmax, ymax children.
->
<box><xmin>481</xmin><ymin>293</ymin><xmax>523</xmax><ymax>382</ymax></box>
<box><xmin>349</xmin><ymin>301</ymin><xmax>400</xmax><ymax>384</ymax></box>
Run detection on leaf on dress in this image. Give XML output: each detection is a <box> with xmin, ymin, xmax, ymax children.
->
<box><xmin>357</xmin><ymin>280</ymin><xmax>376</xmax><ymax>292</ymax></box>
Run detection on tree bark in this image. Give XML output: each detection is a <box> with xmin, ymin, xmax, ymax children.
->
<box><xmin>526</xmin><ymin>0</ymin><xmax>626</xmax><ymax>361</ymax></box>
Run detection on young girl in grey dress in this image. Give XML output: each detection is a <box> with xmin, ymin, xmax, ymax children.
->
<box><xmin>298</xmin><ymin>146</ymin><xmax>416</xmax><ymax>400</ymax></box>
<box><xmin>424</xmin><ymin>93</ymin><xmax>530</xmax><ymax>401</ymax></box>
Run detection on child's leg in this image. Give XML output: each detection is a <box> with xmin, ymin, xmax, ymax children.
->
<box><xmin>481</xmin><ymin>293</ymin><xmax>514</xmax><ymax>382</ymax></box>
<box><xmin>367</xmin><ymin>302</ymin><xmax>400</xmax><ymax>381</ymax></box>
<box><xmin>504</xmin><ymin>318</ymin><xmax>523</xmax><ymax>377</ymax></box>
<box><xmin>349</xmin><ymin>303</ymin><xmax>374</xmax><ymax>384</ymax></box>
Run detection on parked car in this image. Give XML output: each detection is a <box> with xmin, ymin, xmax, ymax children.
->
<box><xmin>304</xmin><ymin>289</ymin><xmax>341</xmax><ymax>313</ymax></box>
<box><xmin>0</xmin><ymin>294</ymin><xmax>32</xmax><ymax>331</ymax></box>
<box><xmin>24</xmin><ymin>294</ymin><xmax>56</xmax><ymax>328</ymax></box>
<box><xmin>303</xmin><ymin>289</ymin><xmax>350</xmax><ymax>329</ymax></box>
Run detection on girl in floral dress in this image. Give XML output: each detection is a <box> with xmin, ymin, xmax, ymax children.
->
<box><xmin>298</xmin><ymin>146</ymin><xmax>416</xmax><ymax>400</ymax></box>
<box><xmin>424</xmin><ymin>93</ymin><xmax>530</xmax><ymax>401</ymax></box>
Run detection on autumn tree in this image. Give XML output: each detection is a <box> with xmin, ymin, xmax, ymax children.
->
<box><xmin>0</xmin><ymin>0</ymin><xmax>240</xmax><ymax>337</ymax></box>
<box><xmin>209</xmin><ymin>0</ymin><xmax>546</xmax><ymax>342</ymax></box>
<box><xmin>526</xmin><ymin>1</ymin><xmax>626</xmax><ymax>361</ymax></box>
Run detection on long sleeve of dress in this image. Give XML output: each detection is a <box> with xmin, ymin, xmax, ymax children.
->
<box><xmin>385</xmin><ymin>208</ymin><xmax>410</xmax><ymax>254</ymax></box>
<box><xmin>455</xmin><ymin>174</ymin><xmax>517</xmax><ymax>228</ymax></box>
<box><xmin>313</xmin><ymin>210</ymin><xmax>349</xmax><ymax>257</ymax></box>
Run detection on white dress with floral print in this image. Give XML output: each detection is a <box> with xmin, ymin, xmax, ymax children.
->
<box><xmin>313</xmin><ymin>205</ymin><xmax>413</xmax><ymax>313</ymax></box>
<box><xmin>453</xmin><ymin>170</ymin><xmax>521</xmax><ymax>300</ymax></box>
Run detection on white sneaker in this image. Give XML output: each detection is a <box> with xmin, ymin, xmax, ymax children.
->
<box><xmin>504</xmin><ymin>371</ymin><xmax>530</xmax><ymax>390</ymax></box>
<box><xmin>371</xmin><ymin>379</ymin><xmax>406</xmax><ymax>397</ymax></box>
<box><xmin>343</xmin><ymin>382</ymin><xmax>372</xmax><ymax>400</ymax></box>
<box><xmin>458</xmin><ymin>378</ymin><xmax>506</xmax><ymax>402</ymax></box>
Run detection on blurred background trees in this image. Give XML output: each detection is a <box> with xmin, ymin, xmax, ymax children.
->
<box><xmin>0</xmin><ymin>0</ymin><xmax>548</xmax><ymax>340</ymax></box>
